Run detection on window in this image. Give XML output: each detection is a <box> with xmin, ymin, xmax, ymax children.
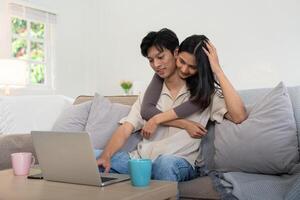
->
<box><xmin>10</xmin><ymin>2</ymin><xmax>56</xmax><ymax>87</ymax></box>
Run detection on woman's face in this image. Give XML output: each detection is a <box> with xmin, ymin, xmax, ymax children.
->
<box><xmin>176</xmin><ymin>51</ymin><xmax>198</xmax><ymax>79</ymax></box>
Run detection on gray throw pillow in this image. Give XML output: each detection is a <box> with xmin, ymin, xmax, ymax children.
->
<box><xmin>52</xmin><ymin>100</ymin><xmax>92</xmax><ymax>132</ymax></box>
<box><xmin>85</xmin><ymin>93</ymin><xmax>140</xmax><ymax>150</ymax></box>
<box><xmin>214</xmin><ymin>82</ymin><xmax>299</xmax><ymax>174</ymax></box>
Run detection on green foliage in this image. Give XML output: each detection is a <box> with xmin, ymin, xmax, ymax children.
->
<box><xmin>120</xmin><ymin>81</ymin><xmax>133</xmax><ymax>90</ymax></box>
<box><xmin>11</xmin><ymin>17</ymin><xmax>27</xmax><ymax>36</ymax></box>
<box><xmin>30</xmin><ymin>64</ymin><xmax>45</xmax><ymax>84</ymax></box>
<box><xmin>11</xmin><ymin>17</ymin><xmax>46</xmax><ymax>85</ymax></box>
<box><xmin>11</xmin><ymin>17</ymin><xmax>45</xmax><ymax>61</ymax></box>
<box><xmin>30</xmin><ymin>42</ymin><xmax>44</xmax><ymax>61</ymax></box>
<box><xmin>12</xmin><ymin>38</ymin><xmax>27</xmax><ymax>58</ymax></box>
<box><xmin>30</xmin><ymin>22</ymin><xmax>44</xmax><ymax>39</ymax></box>
<box><xmin>120</xmin><ymin>80</ymin><xmax>133</xmax><ymax>94</ymax></box>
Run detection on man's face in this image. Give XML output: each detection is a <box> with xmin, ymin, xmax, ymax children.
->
<box><xmin>146</xmin><ymin>46</ymin><xmax>177</xmax><ymax>79</ymax></box>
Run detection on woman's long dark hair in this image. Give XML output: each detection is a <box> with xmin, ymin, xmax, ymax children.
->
<box><xmin>179</xmin><ymin>35</ymin><xmax>220</xmax><ymax>110</ymax></box>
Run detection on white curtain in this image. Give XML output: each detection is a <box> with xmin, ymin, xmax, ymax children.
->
<box><xmin>0</xmin><ymin>0</ymin><xmax>12</xmax><ymax>58</ymax></box>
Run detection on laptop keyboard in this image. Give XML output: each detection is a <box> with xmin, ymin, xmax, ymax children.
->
<box><xmin>101</xmin><ymin>176</ymin><xmax>117</xmax><ymax>183</ymax></box>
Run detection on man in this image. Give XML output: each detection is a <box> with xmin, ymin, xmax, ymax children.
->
<box><xmin>97</xmin><ymin>28</ymin><xmax>206</xmax><ymax>181</ymax></box>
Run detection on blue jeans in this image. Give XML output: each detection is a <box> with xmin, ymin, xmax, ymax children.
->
<box><xmin>94</xmin><ymin>149</ymin><xmax>198</xmax><ymax>182</ymax></box>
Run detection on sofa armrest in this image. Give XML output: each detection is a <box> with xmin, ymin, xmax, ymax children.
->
<box><xmin>0</xmin><ymin>134</ymin><xmax>37</xmax><ymax>170</ymax></box>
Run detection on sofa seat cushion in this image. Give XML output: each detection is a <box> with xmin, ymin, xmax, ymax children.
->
<box><xmin>179</xmin><ymin>176</ymin><xmax>220</xmax><ymax>200</ymax></box>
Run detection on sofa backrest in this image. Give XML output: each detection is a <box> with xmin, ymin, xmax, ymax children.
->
<box><xmin>74</xmin><ymin>86</ymin><xmax>300</xmax><ymax>150</ymax></box>
<box><xmin>73</xmin><ymin>95</ymin><xmax>138</xmax><ymax>106</ymax></box>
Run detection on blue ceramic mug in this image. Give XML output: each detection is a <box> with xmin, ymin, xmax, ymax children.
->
<box><xmin>129</xmin><ymin>159</ymin><xmax>152</xmax><ymax>187</ymax></box>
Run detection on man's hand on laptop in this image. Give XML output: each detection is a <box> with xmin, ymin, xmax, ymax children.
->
<box><xmin>97</xmin><ymin>155</ymin><xmax>111</xmax><ymax>173</ymax></box>
<box><xmin>184</xmin><ymin>120</ymin><xmax>207</xmax><ymax>138</ymax></box>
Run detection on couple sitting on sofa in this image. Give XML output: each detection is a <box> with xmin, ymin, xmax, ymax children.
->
<box><xmin>96</xmin><ymin>28</ymin><xmax>247</xmax><ymax>182</ymax></box>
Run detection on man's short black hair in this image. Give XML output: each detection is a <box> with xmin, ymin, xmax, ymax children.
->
<box><xmin>140</xmin><ymin>28</ymin><xmax>179</xmax><ymax>57</ymax></box>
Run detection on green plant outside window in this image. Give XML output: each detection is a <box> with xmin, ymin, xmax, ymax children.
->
<box><xmin>12</xmin><ymin>38</ymin><xmax>27</xmax><ymax>59</ymax></box>
<box><xmin>12</xmin><ymin>17</ymin><xmax>27</xmax><ymax>36</ymax></box>
<box><xmin>30</xmin><ymin>64</ymin><xmax>45</xmax><ymax>84</ymax></box>
<box><xmin>30</xmin><ymin>22</ymin><xmax>44</xmax><ymax>39</ymax></box>
<box><xmin>11</xmin><ymin>17</ymin><xmax>46</xmax><ymax>84</ymax></box>
<box><xmin>30</xmin><ymin>42</ymin><xmax>44</xmax><ymax>61</ymax></box>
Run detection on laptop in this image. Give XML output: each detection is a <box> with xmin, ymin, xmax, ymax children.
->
<box><xmin>31</xmin><ymin>131</ymin><xmax>130</xmax><ymax>187</ymax></box>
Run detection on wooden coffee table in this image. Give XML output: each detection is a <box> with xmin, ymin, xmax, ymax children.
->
<box><xmin>0</xmin><ymin>169</ymin><xmax>177</xmax><ymax>200</ymax></box>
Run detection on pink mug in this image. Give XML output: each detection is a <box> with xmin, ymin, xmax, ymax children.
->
<box><xmin>11</xmin><ymin>152</ymin><xmax>35</xmax><ymax>176</ymax></box>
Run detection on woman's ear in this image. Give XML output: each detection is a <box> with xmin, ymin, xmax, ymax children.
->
<box><xmin>174</xmin><ymin>47</ymin><xmax>179</xmax><ymax>58</ymax></box>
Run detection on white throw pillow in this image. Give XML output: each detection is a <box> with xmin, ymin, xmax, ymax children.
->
<box><xmin>0</xmin><ymin>95</ymin><xmax>73</xmax><ymax>134</ymax></box>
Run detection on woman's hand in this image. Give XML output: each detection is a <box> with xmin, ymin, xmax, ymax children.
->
<box><xmin>184</xmin><ymin>120</ymin><xmax>207</xmax><ymax>138</ymax></box>
<box><xmin>203</xmin><ymin>41</ymin><xmax>248</xmax><ymax>124</ymax></box>
<box><xmin>202</xmin><ymin>41</ymin><xmax>222</xmax><ymax>75</ymax></box>
<box><xmin>141</xmin><ymin>117</ymin><xmax>158</xmax><ymax>139</ymax></box>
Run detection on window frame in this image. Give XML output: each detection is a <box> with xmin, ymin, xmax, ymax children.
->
<box><xmin>9</xmin><ymin>2</ymin><xmax>56</xmax><ymax>90</ymax></box>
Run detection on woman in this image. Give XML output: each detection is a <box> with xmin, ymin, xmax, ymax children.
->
<box><xmin>141</xmin><ymin>35</ymin><xmax>247</xmax><ymax>138</ymax></box>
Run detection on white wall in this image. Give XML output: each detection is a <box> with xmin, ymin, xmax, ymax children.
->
<box><xmin>1</xmin><ymin>0</ymin><xmax>300</xmax><ymax>97</ymax></box>
<box><xmin>94</xmin><ymin>0</ymin><xmax>300</xmax><ymax>94</ymax></box>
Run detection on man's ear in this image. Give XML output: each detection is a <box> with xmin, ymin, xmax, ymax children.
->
<box><xmin>173</xmin><ymin>47</ymin><xmax>179</xmax><ymax>58</ymax></box>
